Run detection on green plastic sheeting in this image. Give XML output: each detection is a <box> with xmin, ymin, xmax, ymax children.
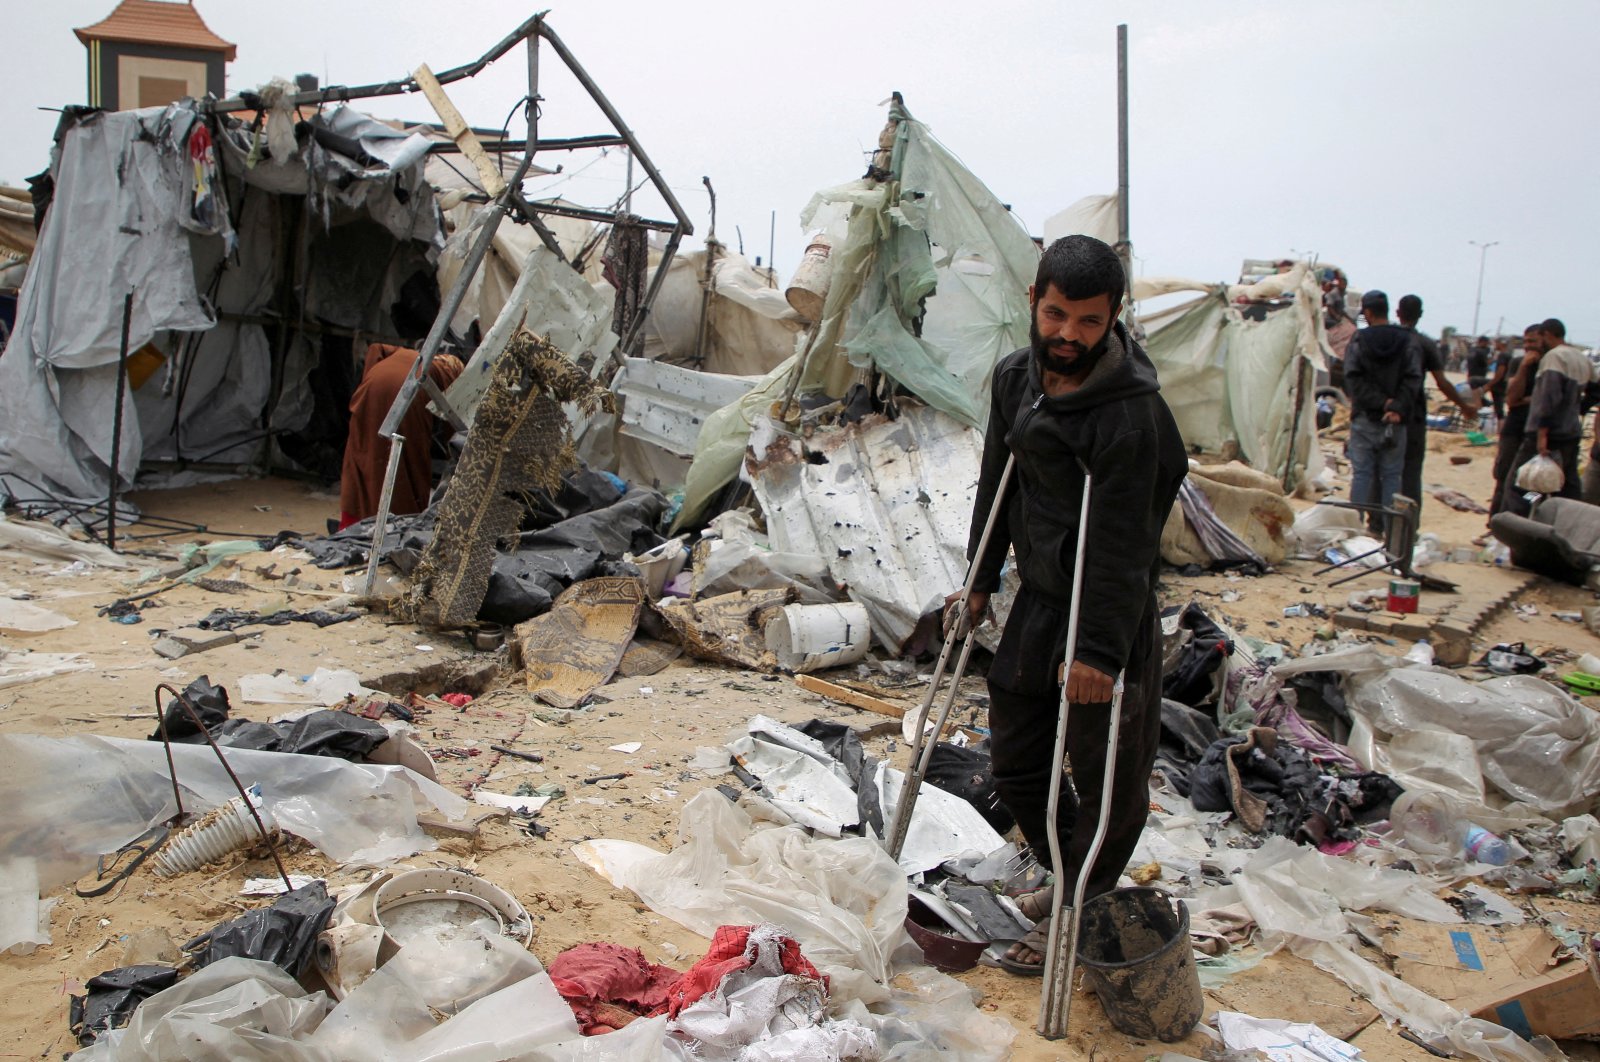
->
<box><xmin>676</xmin><ymin>99</ymin><xmax>1038</xmax><ymax>528</ymax></box>
<box><xmin>1141</xmin><ymin>276</ymin><xmax>1321</xmax><ymax>492</ymax></box>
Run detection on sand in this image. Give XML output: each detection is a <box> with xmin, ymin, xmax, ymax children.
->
<box><xmin>1</xmin><ymin>423</ymin><xmax>1598</xmax><ymax>1061</ymax></box>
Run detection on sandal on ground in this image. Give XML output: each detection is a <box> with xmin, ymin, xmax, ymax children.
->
<box><xmin>996</xmin><ymin>920</ymin><xmax>1050</xmax><ymax>977</ymax></box>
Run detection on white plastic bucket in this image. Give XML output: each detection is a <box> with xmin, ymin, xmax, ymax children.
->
<box><xmin>765</xmin><ymin>602</ymin><xmax>871</xmax><ymax>673</ymax></box>
<box><xmin>785</xmin><ymin>234</ymin><xmax>833</xmax><ymax>322</ymax></box>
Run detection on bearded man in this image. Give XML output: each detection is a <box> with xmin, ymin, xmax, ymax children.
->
<box><xmin>948</xmin><ymin>235</ymin><xmax>1187</xmax><ymax>974</ymax></box>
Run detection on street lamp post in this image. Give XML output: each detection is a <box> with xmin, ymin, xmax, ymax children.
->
<box><xmin>1469</xmin><ymin>239</ymin><xmax>1499</xmax><ymax>336</ymax></box>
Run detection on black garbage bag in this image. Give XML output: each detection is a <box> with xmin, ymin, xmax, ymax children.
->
<box><xmin>795</xmin><ymin>719</ymin><xmax>884</xmax><ymax>837</ymax></box>
<box><xmin>213</xmin><ymin>711</ymin><xmax>390</xmax><ymax>760</ymax></box>
<box><xmin>923</xmin><ymin>742</ymin><xmax>1015</xmax><ymax>835</ymax></box>
<box><xmin>185</xmin><ymin>881</ymin><xmax>335</xmax><ymax>976</ymax></box>
<box><xmin>148</xmin><ymin>675</ymin><xmax>231</xmax><ymax>741</ymax></box>
<box><xmin>68</xmin><ymin>964</ymin><xmax>180</xmax><ymax>1045</ymax></box>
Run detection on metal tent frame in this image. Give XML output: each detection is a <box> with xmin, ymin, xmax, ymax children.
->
<box><xmin>206</xmin><ymin>14</ymin><xmax>694</xmax><ymax>592</ymax></box>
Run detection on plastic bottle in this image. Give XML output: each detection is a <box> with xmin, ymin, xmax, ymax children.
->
<box><xmin>1389</xmin><ymin>791</ymin><xmax>1465</xmax><ymax>864</ymax></box>
<box><xmin>1463</xmin><ymin>825</ymin><xmax>1511</xmax><ymax>866</ymax></box>
<box><xmin>1403</xmin><ymin>641</ymin><xmax>1435</xmax><ymax>666</ymax></box>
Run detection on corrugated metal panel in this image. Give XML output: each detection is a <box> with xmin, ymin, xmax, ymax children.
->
<box><xmin>748</xmin><ymin>404</ymin><xmax>986</xmax><ymax>652</ymax></box>
<box><xmin>75</xmin><ymin>1</ymin><xmax>237</xmax><ymax>59</ymax></box>
<box><xmin>615</xmin><ymin>358</ymin><xmax>761</xmax><ymax>458</ymax></box>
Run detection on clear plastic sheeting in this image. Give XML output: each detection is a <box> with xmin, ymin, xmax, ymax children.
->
<box><xmin>675</xmin><ymin>356</ymin><xmax>798</xmax><ymax>531</ymax></box>
<box><xmin>833</xmin><ymin>965</ymin><xmax>1016</xmax><ymax>1062</ymax></box>
<box><xmin>638</xmin><ymin>248</ymin><xmax>806</xmax><ymax>378</ymax></box>
<box><xmin>1042</xmin><ymin>193</ymin><xmax>1120</xmax><ymax>246</ymax></box>
<box><xmin>0</xmin><ymin>734</ymin><xmax>467</xmax><ymax>953</ymax></box>
<box><xmin>1232</xmin><ymin>837</ymin><xmax>1460</xmax><ymax>952</ymax></box>
<box><xmin>69</xmin><ymin>951</ymin><xmax>632</xmax><ymax>1062</ymax></box>
<box><xmin>1295</xmin><ymin>940</ymin><xmax>1569</xmax><ymax>1062</ymax></box>
<box><xmin>573</xmin><ymin>790</ymin><xmax>917</xmax><ymax>1005</ymax></box>
<box><xmin>1275</xmin><ymin>648</ymin><xmax>1600</xmax><ymax>819</ymax></box>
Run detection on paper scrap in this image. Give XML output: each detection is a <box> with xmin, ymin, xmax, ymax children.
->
<box><xmin>474</xmin><ymin>790</ymin><xmax>551</xmax><ymax>815</ymax></box>
<box><xmin>609</xmin><ymin>741</ymin><xmax>643</xmax><ymax>754</ymax></box>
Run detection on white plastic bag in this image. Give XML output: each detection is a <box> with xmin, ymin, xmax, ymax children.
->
<box><xmin>1514</xmin><ymin>454</ymin><xmax>1564</xmax><ymax>493</ymax></box>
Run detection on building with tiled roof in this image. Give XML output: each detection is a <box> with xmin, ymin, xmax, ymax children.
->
<box><xmin>74</xmin><ymin>1</ymin><xmax>235</xmax><ymax>111</ymax></box>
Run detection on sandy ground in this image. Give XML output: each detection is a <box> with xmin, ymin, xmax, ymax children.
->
<box><xmin>2</xmin><ymin>412</ymin><xmax>1599</xmax><ymax>1061</ymax></box>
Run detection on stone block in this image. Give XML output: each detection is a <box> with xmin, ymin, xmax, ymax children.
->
<box><xmin>152</xmin><ymin>627</ymin><xmax>238</xmax><ymax>659</ymax></box>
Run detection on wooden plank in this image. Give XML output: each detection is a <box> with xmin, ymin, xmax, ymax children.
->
<box><xmin>412</xmin><ymin>62</ymin><xmax>506</xmax><ymax>197</ymax></box>
<box><xmin>794</xmin><ymin>674</ymin><xmax>906</xmax><ymax>718</ymax></box>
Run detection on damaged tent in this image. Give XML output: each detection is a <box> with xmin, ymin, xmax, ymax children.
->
<box><xmin>662</xmin><ymin>94</ymin><xmax>1038</xmax><ymax>653</ymax></box>
<box><xmin>1134</xmin><ymin>264</ymin><xmax>1329</xmax><ymax>495</ymax></box>
<box><xmin>0</xmin><ymin>100</ymin><xmax>448</xmax><ymax>505</ymax></box>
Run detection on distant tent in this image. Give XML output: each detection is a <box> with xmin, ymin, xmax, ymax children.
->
<box><xmin>1134</xmin><ymin>263</ymin><xmax>1328</xmax><ymax>493</ymax></box>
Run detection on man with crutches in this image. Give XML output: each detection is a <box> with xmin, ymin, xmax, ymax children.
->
<box><xmin>946</xmin><ymin>235</ymin><xmax>1186</xmax><ymax>978</ymax></box>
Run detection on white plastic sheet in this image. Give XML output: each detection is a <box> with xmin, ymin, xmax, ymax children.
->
<box><xmin>573</xmin><ymin>790</ymin><xmax>916</xmax><ymax>1004</ymax></box>
<box><xmin>0</xmin><ymin>734</ymin><xmax>467</xmax><ymax>953</ymax></box>
<box><xmin>237</xmin><ymin>668</ymin><xmax>381</xmax><ymax>706</ymax></box>
<box><xmin>0</xmin><ymin>649</ymin><xmax>94</xmax><ymax>689</ymax></box>
<box><xmin>1272</xmin><ymin>648</ymin><xmax>1598</xmax><ymax>823</ymax></box>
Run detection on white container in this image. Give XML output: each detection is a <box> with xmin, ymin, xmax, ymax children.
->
<box><xmin>626</xmin><ymin>536</ymin><xmax>689</xmax><ymax>598</ymax></box>
<box><xmin>785</xmin><ymin>234</ymin><xmax>833</xmax><ymax>322</ymax></box>
<box><xmin>765</xmin><ymin>602</ymin><xmax>871</xmax><ymax>673</ymax></box>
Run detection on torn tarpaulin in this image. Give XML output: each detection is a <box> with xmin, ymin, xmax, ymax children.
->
<box><xmin>69</xmin><ymin>965</ymin><xmax>180</xmax><ymax>1046</ymax></box>
<box><xmin>150</xmin><ymin>674</ymin><xmax>391</xmax><ymax>761</ymax></box>
<box><xmin>184</xmin><ymin>881</ymin><xmax>335</xmax><ymax>977</ymax></box>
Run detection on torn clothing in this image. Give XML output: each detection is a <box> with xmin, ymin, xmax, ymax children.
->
<box><xmin>337</xmin><ymin>344</ymin><xmax>463</xmax><ymax>527</ymax></box>
<box><xmin>967</xmin><ymin>323</ymin><xmax>1187</xmax><ymax>677</ymax></box>
<box><xmin>987</xmin><ymin>599</ymin><xmax>1163</xmax><ymax>901</ymax></box>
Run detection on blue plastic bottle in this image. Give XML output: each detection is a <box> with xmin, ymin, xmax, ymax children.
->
<box><xmin>1463</xmin><ymin>825</ymin><xmax>1510</xmax><ymax>866</ymax></box>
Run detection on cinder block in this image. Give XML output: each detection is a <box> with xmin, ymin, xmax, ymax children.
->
<box><xmin>1333</xmin><ymin>610</ymin><xmax>1369</xmax><ymax>631</ymax></box>
<box><xmin>1431</xmin><ymin>622</ymin><xmax>1473</xmax><ymax>667</ymax></box>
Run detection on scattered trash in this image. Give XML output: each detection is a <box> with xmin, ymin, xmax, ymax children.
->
<box><xmin>1077</xmin><ymin>888</ymin><xmax>1204</xmax><ymax>1042</ymax></box>
<box><xmin>1214</xmin><ymin>1010</ymin><xmax>1362</xmax><ymax>1060</ymax></box>
<box><xmin>609</xmin><ymin>741</ymin><xmax>643</xmax><ymax>754</ymax></box>
<box><xmin>186</xmin><ymin>881</ymin><xmax>335</xmax><ymax>975</ymax></box>
<box><xmin>237</xmin><ymin>667</ymin><xmax>382</xmax><ymax>705</ymax></box>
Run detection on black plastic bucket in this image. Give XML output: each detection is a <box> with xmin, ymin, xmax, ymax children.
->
<box><xmin>1076</xmin><ymin>887</ymin><xmax>1204</xmax><ymax>1043</ymax></box>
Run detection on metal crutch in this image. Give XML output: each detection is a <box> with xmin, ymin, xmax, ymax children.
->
<box><xmin>885</xmin><ymin>454</ymin><xmax>1014</xmax><ymax>862</ymax></box>
<box><xmin>1037</xmin><ymin>468</ymin><xmax>1124</xmax><ymax>1039</ymax></box>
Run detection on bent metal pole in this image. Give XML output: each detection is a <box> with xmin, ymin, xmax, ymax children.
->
<box><xmin>886</xmin><ymin>454</ymin><xmax>1013</xmax><ymax>862</ymax></box>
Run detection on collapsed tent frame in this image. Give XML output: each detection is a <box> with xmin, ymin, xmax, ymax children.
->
<box><xmin>208</xmin><ymin>14</ymin><xmax>696</xmax><ymax>587</ymax></box>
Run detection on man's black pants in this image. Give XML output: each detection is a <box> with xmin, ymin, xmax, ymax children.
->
<box><xmin>986</xmin><ymin>588</ymin><xmax>1162</xmax><ymax>904</ymax></box>
<box><xmin>1402</xmin><ymin>417</ymin><xmax>1428</xmax><ymax>518</ymax></box>
<box><xmin>1489</xmin><ymin>424</ymin><xmax>1526</xmax><ymax>517</ymax></box>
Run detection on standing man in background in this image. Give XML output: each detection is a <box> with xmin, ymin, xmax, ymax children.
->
<box><xmin>1487</xmin><ymin>326</ymin><xmax>1539</xmax><ymax>523</ymax></box>
<box><xmin>1466</xmin><ymin>336</ymin><xmax>1493</xmax><ymax>393</ymax></box>
<box><xmin>1502</xmin><ymin>318</ymin><xmax>1591</xmax><ymax>514</ymax></box>
<box><xmin>1343</xmin><ymin>291</ymin><xmax>1422</xmax><ymax>515</ymax></box>
<box><xmin>1396</xmin><ymin>294</ymin><xmax>1474</xmax><ymax>514</ymax></box>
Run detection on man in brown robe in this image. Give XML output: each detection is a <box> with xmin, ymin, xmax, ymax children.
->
<box><xmin>338</xmin><ymin>343</ymin><xmax>464</xmax><ymax>528</ymax></box>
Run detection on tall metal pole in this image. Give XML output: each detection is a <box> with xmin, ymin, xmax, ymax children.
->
<box><xmin>768</xmin><ymin>209</ymin><xmax>776</xmax><ymax>280</ymax></box>
<box><xmin>1469</xmin><ymin>239</ymin><xmax>1498</xmax><ymax>336</ymax></box>
<box><xmin>106</xmin><ymin>291</ymin><xmax>134</xmax><ymax>552</ymax></box>
<box><xmin>1116</xmin><ymin>24</ymin><xmax>1130</xmax><ymax>292</ymax></box>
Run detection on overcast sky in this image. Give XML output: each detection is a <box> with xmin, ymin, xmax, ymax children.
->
<box><xmin>3</xmin><ymin>1</ymin><xmax>1595</xmax><ymax>342</ymax></box>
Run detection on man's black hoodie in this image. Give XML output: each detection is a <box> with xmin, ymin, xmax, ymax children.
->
<box><xmin>1343</xmin><ymin>324</ymin><xmax>1422</xmax><ymax>422</ymax></box>
<box><xmin>967</xmin><ymin>322</ymin><xmax>1187</xmax><ymax>679</ymax></box>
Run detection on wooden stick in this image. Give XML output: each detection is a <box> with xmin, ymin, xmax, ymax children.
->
<box><xmin>412</xmin><ymin>63</ymin><xmax>507</xmax><ymax>197</ymax></box>
<box><xmin>794</xmin><ymin>675</ymin><xmax>906</xmax><ymax>718</ymax></box>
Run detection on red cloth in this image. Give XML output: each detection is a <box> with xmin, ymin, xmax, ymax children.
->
<box><xmin>439</xmin><ymin>693</ymin><xmax>473</xmax><ymax>707</ymax></box>
<box><xmin>549</xmin><ymin>926</ymin><xmax>824</xmax><ymax>1035</ymax></box>
<box><xmin>548</xmin><ymin>942</ymin><xmax>680</xmax><ymax>1035</ymax></box>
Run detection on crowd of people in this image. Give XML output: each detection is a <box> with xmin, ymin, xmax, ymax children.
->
<box><xmin>1328</xmin><ymin>284</ymin><xmax>1597</xmax><ymax>530</ymax></box>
